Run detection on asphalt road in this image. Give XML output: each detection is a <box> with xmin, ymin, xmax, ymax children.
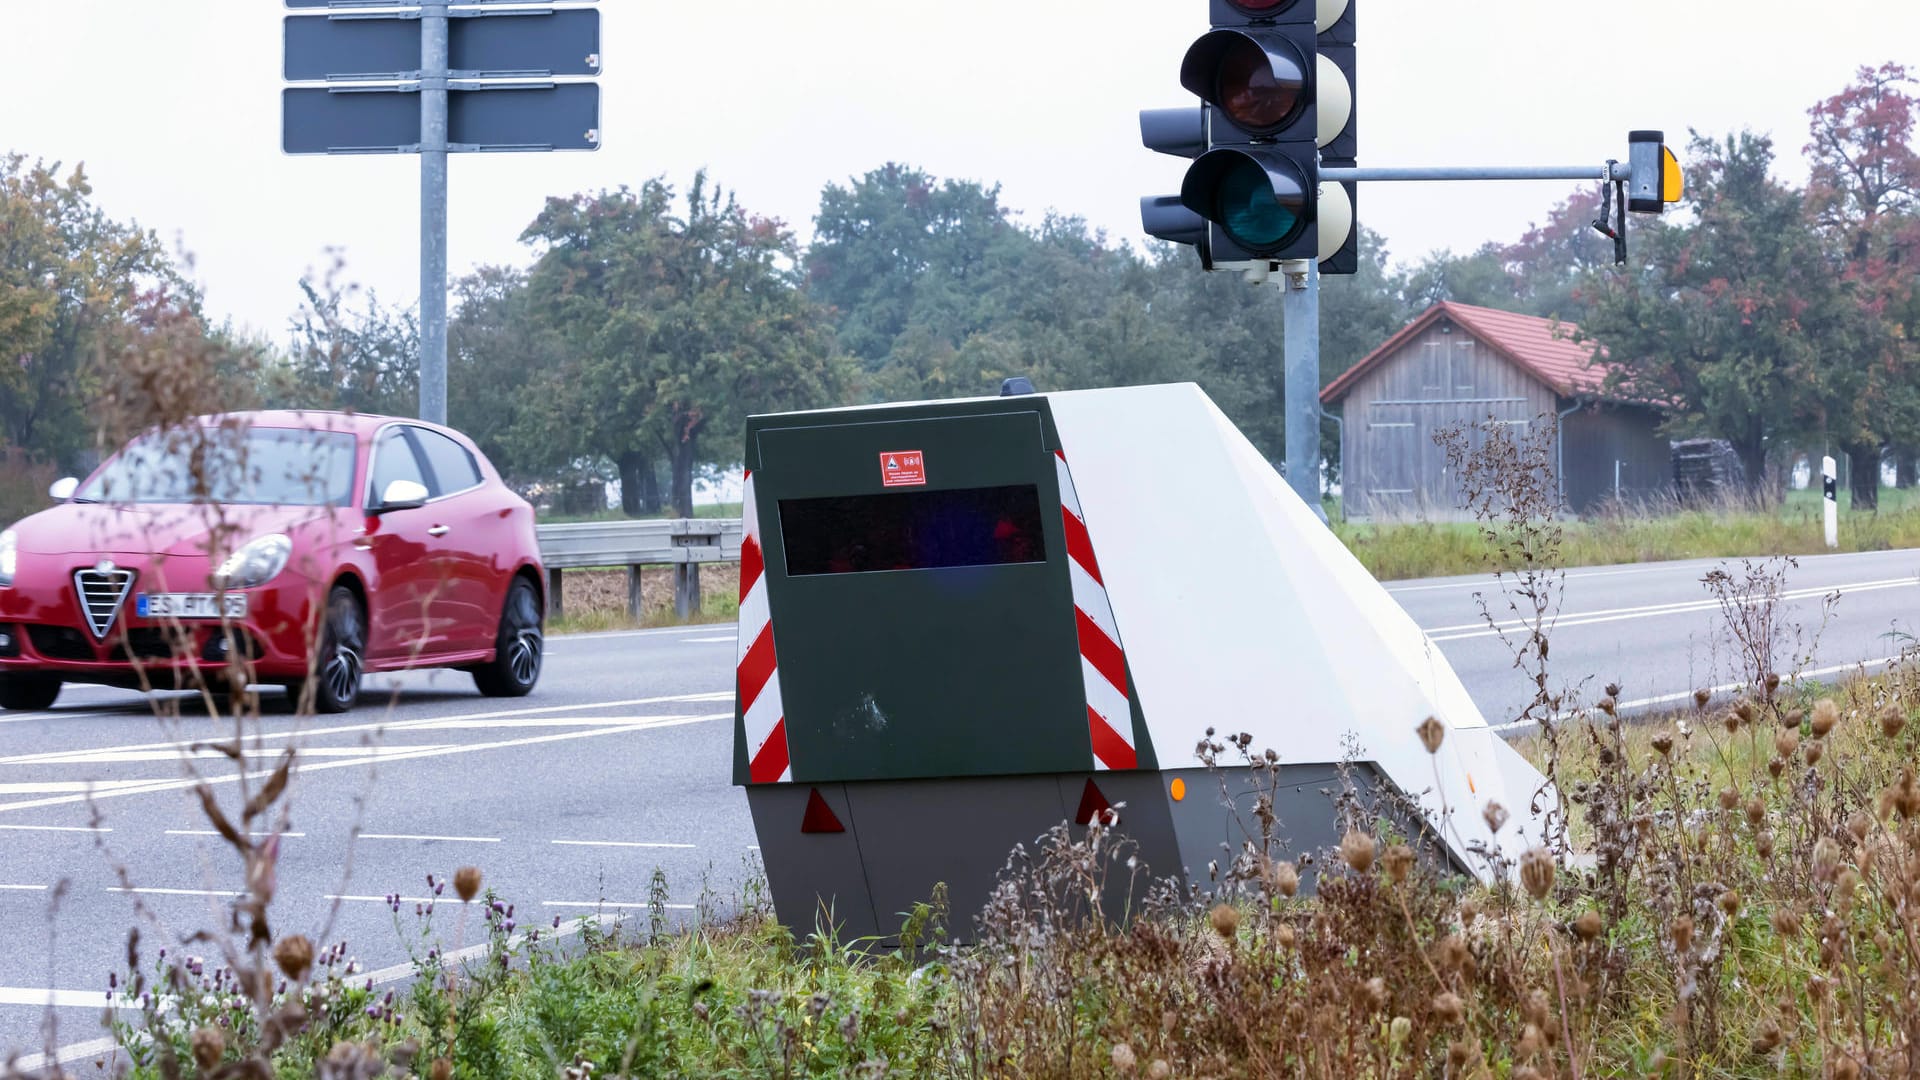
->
<box><xmin>2</xmin><ymin>546</ymin><xmax>1916</xmax><ymax>1068</ymax></box>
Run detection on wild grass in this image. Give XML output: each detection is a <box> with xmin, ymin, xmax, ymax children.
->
<box><xmin>1334</xmin><ymin>489</ymin><xmax>1920</xmax><ymax>581</ymax></box>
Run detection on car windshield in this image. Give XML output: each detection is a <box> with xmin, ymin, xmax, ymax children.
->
<box><xmin>77</xmin><ymin>426</ymin><xmax>359</xmax><ymax>507</ymax></box>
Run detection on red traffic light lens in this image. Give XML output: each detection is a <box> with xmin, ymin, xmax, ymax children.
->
<box><xmin>1227</xmin><ymin>0</ymin><xmax>1299</xmax><ymax>12</ymax></box>
<box><xmin>1216</xmin><ymin>35</ymin><xmax>1304</xmax><ymax>133</ymax></box>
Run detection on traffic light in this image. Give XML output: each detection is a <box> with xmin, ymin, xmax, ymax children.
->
<box><xmin>1140</xmin><ymin>0</ymin><xmax>1358</xmax><ymax>273</ymax></box>
<box><xmin>1626</xmin><ymin>130</ymin><xmax>1683</xmax><ymax>213</ymax></box>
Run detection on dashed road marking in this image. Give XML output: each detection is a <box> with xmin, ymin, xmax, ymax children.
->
<box><xmin>551</xmin><ymin>839</ymin><xmax>694</xmax><ymax>849</ymax></box>
<box><xmin>541</xmin><ymin>900</ymin><xmax>695</xmax><ymax>910</ymax></box>
<box><xmin>360</xmin><ymin>833</ymin><xmax>500</xmax><ymax>843</ymax></box>
<box><xmin>105</xmin><ymin>887</ymin><xmax>242</xmax><ymax>898</ymax></box>
<box><xmin>0</xmin><ymin>823</ymin><xmax>109</xmax><ymax>833</ymax></box>
<box><xmin>167</xmin><ymin>829</ymin><xmax>305</xmax><ymax>838</ymax></box>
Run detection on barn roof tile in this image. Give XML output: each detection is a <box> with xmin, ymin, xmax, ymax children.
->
<box><xmin>1321</xmin><ymin>301</ymin><xmax>1621</xmax><ymax>405</ymax></box>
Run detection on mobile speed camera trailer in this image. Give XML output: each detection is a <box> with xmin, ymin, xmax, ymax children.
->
<box><xmin>733</xmin><ymin>382</ymin><xmax>1549</xmax><ymax>943</ymax></box>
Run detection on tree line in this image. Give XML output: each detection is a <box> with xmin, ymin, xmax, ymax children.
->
<box><xmin>2</xmin><ymin>63</ymin><xmax>1914</xmax><ymax>518</ymax></box>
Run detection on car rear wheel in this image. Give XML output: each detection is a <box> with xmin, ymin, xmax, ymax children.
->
<box><xmin>285</xmin><ymin>586</ymin><xmax>365</xmax><ymax>714</ymax></box>
<box><xmin>0</xmin><ymin>674</ymin><xmax>61</xmax><ymax>712</ymax></box>
<box><xmin>473</xmin><ymin>576</ymin><xmax>542</xmax><ymax>698</ymax></box>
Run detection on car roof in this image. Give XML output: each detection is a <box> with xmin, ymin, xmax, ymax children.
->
<box><xmin>188</xmin><ymin>410</ymin><xmax>422</xmax><ymax>437</ymax></box>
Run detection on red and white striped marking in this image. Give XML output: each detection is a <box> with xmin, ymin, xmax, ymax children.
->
<box><xmin>1055</xmin><ymin>450</ymin><xmax>1138</xmax><ymax>771</ymax></box>
<box><xmin>737</xmin><ymin>471</ymin><xmax>791</xmax><ymax>783</ymax></box>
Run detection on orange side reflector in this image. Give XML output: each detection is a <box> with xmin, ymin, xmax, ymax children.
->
<box><xmin>1075</xmin><ymin>779</ymin><xmax>1112</xmax><ymax>826</ymax></box>
<box><xmin>1467</xmin><ymin>773</ymin><xmax>1476</xmax><ymax>794</ymax></box>
<box><xmin>1169</xmin><ymin>777</ymin><xmax>1187</xmax><ymax>802</ymax></box>
<box><xmin>800</xmin><ymin>787</ymin><xmax>844</xmax><ymax>833</ymax></box>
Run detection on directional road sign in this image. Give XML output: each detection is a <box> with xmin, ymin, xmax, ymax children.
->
<box><xmin>285</xmin><ymin>0</ymin><xmax>596</xmax><ymax>7</ymax></box>
<box><xmin>282</xmin><ymin>83</ymin><xmax>601</xmax><ymax>153</ymax></box>
<box><xmin>284</xmin><ymin>9</ymin><xmax>601</xmax><ymax>81</ymax></box>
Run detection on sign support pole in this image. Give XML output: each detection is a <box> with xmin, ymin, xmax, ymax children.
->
<box><xmin>1281</xmin><ymin>258</ymin><xmax>1325</xmax><ymax>521</ymax></box>
<box><xmin>419</xmin><ymin>1</ymin><xmax>450</xmax><ymax>426</ymax></box>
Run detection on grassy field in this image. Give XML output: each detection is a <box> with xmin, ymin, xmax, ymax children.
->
<box><xmin>103</xmin><ymin>647</ymin><xmax>1920</xmax><ymax>1078</ymax></box>
<box><xmin>1334</xmin><ymin>487</ymin><xmax>1920</xmax><ymax>581</ymax></box>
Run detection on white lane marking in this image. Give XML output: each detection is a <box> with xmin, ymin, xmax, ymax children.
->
<box><xmin>0</xmin><ymin>782</ymin><xmax>151</xmax><ymax>795</ymax></box>
<box><xmin>360</xmin><ymin>833</ymin><xmax>501</xmax><ymax>843</ymax></box>
<box><xmin>541</xmin><ymin>900</ymin><xmax>695</xmax><ymax>910</ymax></box>
<box><xmin>325</xmin><ymin>894</ymin><xmax>440</xmax><ymax>904</ymax></box>
<box><xmin>0</xmin><ymin>988</ymin><xmax>138</xmax><ymax>1010</ymax></box>
<box><xmin>106</xmin><ymin>887</ymin><xmax>243</xmax><ymax>898</ymax></box>
<box><xmin>0</xmin><ymin>712</ymin><xmax>730</xmax><ymax>815</ymax></box>
<box><xmin>0</xmin><ymin>691</ymin><xmax>731</xmax><ymax>767</ymax></box>
<box><xmin>552</xmin><ymin>839</ymin><xmax>695</xmax><ymax>849</ymax></box>
<box><xmin>0</xmin><ymin>823</ymin><xmax>109</xmax><ymax>833</ymax></box>
<box><xmin>554</xmin><ymin>626</ymin><xmax>732</xmax><ymax>642</ymax></box>
<box><xmin>0</xmin><ymin>710</ymin><xmax>126</xmax><ymax>726</ymax></box>
<box><xmin>25</xmin><ymin>745</ymin><xmax>456</xmax><ymax>765</ymax></box>
<box><xmin>682</xmin><ymin>635</ymin><xmax>735</xmax><ymax>644</ymax></box>
<box><xmin>0</xmin><ymin>884</ymin><xmax>50</xmax><ymax>891</ymax></box>
<box><xmin>1491</xmin><ymin>653</ymin><xmax>1908</xmax><ymax>734</ymax></box>
<box><xmin>166</xmin><ymin>830</ymin><xmax>305</xmax><ymax>838</ymax></box>
<box><xmin>1427</xmin><ymin>578</ymin><xmax>1916</xmax><ymax>641</ymax></box>
<box><xmin>1390</xmin><ymin>562</ymin><xmax>1713</xmax><ymax>593</ymax></box>
<box><xmin>1388</xmin><ymin>549</ymin><xmax>1920</xmax><ymax>594</ymax></box>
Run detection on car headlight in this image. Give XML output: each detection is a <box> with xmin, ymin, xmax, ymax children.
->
<box><xmin>0</xmin><ymin>530</ymin><xmax>16</xmax><ymax>588</ymax></box>
<box><xmin>212</xmin><ymin>534</ymin><xmax>292</xmax><ymax>590</ymax></box>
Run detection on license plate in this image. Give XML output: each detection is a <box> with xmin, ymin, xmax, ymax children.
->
<box><xmin>136</xmin><ymin>593</ymin><xmax>248</xmax><ymax>620</ymax></box>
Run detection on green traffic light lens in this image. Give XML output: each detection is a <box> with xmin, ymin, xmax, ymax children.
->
<box><xmin>1215</xmin><ymin>158</ymin><xmax>1304</xmax><ymax>254</ymax></box>
<box><xmin>1216</xmin><ymin>36</ymin><xmax>1303</xmax><ymax>134</ymax></box>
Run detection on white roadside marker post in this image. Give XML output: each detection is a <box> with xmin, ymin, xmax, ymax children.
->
<box><xmin>1823</xmin><ymin>455</ymin><xmax>1839</xmax><ymax>550</ymax></box>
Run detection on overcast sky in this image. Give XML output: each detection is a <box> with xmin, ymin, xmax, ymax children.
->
<box><xmin>3</xmin><ymin>1</ymin><xmax>1916</xmax><ymax>340</ymax></box>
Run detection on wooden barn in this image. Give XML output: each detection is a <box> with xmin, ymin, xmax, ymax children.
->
<box><xmin>1320</xmin><ymin>301</ymin><xmax>1670</xmax><ymax>521</ymax></box>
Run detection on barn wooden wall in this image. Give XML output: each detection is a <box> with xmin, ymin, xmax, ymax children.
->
<box><xmin>1338</xmin><ymin>320</ymin><xmax>1555</xmax><ymax>521</ymax></box>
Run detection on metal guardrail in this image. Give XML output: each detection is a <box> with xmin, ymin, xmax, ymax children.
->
<box><xmin>535</xmin><ymin>518</ymin><xmax>745</xmax><ymax>620</ymax></box>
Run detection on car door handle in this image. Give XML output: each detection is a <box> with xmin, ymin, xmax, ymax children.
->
<box><xmin>428</xmin><ymin>525</ymin><xmax>450</xmax><ymax>537</ymax></box>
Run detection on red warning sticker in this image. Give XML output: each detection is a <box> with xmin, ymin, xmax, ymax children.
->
<box><xmin>879</xmin><ymin>450</ymin><xmax>926</xmax><ymax>487</ymax></box>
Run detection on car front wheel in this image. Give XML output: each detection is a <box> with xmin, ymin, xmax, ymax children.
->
<box><xmin>473</xmin><ymin>576</ymin><xmax>542</xmax><ymax>698</ymax></box>
<box><xmin>0</xmin><ymin>673</ymin><xmax>61</xmax><ymax>712</ymax></box>
<box><xmin>285</xmin><ymin>586</ymin><xmax>365</xmax><ymax>714</ymax></box>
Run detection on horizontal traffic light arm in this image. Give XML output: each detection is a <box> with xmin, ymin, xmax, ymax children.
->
<box><xmin>1318</xmin><ymin>162</ymin><xmax>1633</xmax><ymax>182</ymax></box>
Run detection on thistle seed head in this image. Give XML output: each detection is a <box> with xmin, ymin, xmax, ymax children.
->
<box><xmin>1417</xmin><ymin>715</ymin><xmax>1445</xmax><ymax>755</ymax></box>
<box><xmin>1573</xmin><ymin>910</ymin><xmax>1603</xmax><ymax>941</ymax></box>
<box><xmin>1811</xmin><ymin>698</ymin><xmax>1840</xmax><ymax>737</ymax></box>
<box><xmin>191</xmin><ymin>1026</ymin><xmax>225</xmax><ymax>1070</ymax></box>
<box><xmin>273</xmin><ymin>935</ymin><xmax>314</xmax><ymax>982</ymax></box>
<box><xmin>1209</xmin><ymin>903</ymin><xmax>1239</xmax><ymax>940</ymax></box>
<box><xmin>1341</xmin><ymin>829</ymin><xmax>1375</xmax><ymax>874</ymax></box>
<box><xmin>1520</xmin><ymin>847</ymin><xmax>1555</xmax><ymax>900</ymax></box>
<box><xmin>1482</xmin><ymin>801</ymin><xmax>1509</xmax><ymax>834</ymax></box>
<box><xmin>454</xmin><ymin>866</ymin><xmax>483</xmax><ymax>902</ymax></box>
<box><xmin>1383</xmin><ymin>844</ymin><xmax>1415</xmax><ymax>886</ymax></box>
<box><xmin>1669</xmin><ymin>914</ymin><xmax>1694</xmax><ymax>953</ymax></box>
<box><xmin>1882</xmin><ymin>706</ymin><xmax>1907</xmax><ymax>740</ymax></box>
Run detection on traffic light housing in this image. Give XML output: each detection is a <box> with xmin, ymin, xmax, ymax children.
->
<box><xmin>1140</xmin><ymin>0</ymin><xmax>1358</xmax><ymax>273</ymax></box>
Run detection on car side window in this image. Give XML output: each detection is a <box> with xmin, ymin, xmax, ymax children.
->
<box><xmin>369</xmin><ymin>429</ymin><xmax>428</xmax><ymax>505</ymax></box>
<box><xmin>411</xmin><ymin>429</ymin><xmax>483</xmax><ymax>498</ymax></box>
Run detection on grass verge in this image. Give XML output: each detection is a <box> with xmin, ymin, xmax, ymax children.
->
<box><xmin>1335</xmin><ymin>498</ymin><xmax>1920</xmax><ymax>581</ymax></box>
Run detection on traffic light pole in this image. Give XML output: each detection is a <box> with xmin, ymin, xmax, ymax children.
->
<box><xmin>419</xmin><ymin>0</ymin><xmax>450</xmax><ymax>426</ymax></box>
<box><xmin>1280</xmin><ymin>258</ymin><xmax>1324</xmax><ymax>520</ymax></box>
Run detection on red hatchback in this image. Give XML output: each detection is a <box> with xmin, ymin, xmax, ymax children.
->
<box><xmin>0</xmin><ymin>411</ymin><xmax>546</xmax><ymax>713</ymax></box>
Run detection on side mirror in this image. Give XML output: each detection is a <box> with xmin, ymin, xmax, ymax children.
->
<box><xmin>48</xmin><ymin>477</ymin><xmax>78</xmax><ymax>501</ymax></box>
<box><xmin>375</xmin><ymin>479</ymin><xmax>429</xmax><ymax>513</ymax></box>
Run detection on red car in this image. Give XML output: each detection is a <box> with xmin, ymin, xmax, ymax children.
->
<box><xmin>0</xmin><ymin>411</ymin><xmax>546</xmax><ymax>713</ymax></box>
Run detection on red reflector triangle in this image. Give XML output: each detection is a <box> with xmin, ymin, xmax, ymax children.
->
<box><xmin>1075</xmin><ymin>778</ymin><xmax>1111</xmax><ymax>826</ymax></box>
<box><xmin>800</xmin><ymin>787</ymin><xmax>844</xmax><ymax>833</ymax></box>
